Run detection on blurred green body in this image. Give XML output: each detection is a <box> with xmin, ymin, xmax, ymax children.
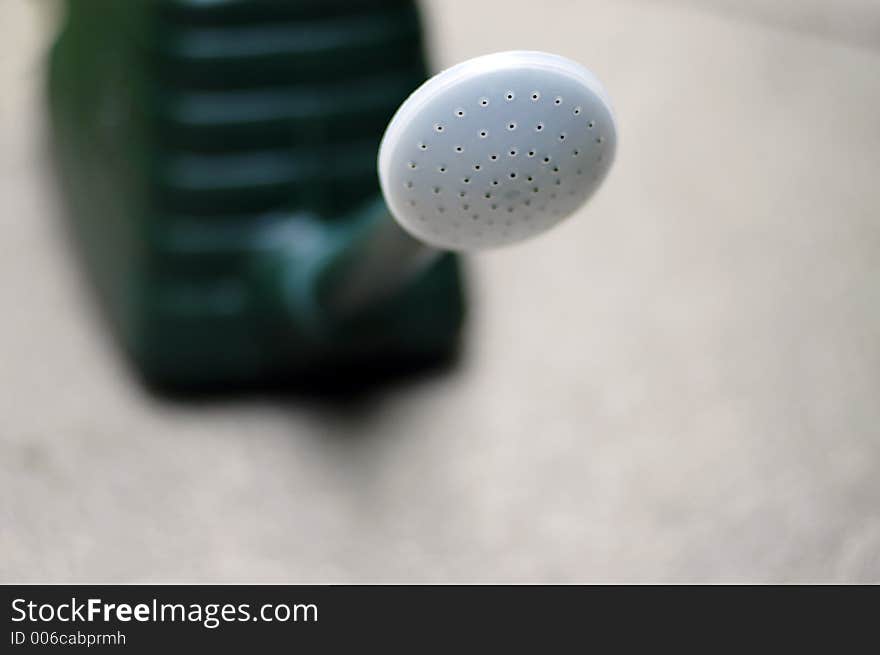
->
<box><xmin>47</xmin><ymin>0</ymin><xmax>465</xmax><ymax>389</ymax></box>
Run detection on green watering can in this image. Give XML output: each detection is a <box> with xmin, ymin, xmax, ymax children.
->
<box><xmin>47</xmin><ymin>0</ymin><xmax>466</xmax><ymax>390</ymax></box>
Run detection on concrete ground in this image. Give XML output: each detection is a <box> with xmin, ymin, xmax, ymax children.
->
<box><xmin>2</xmin><ymin>0</ymin><xmax>879</xmax><ymax>582</ymax></box>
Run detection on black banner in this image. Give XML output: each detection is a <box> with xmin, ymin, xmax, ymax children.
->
<box><xmin>1</xmin><ymin>585</ymin><xmax>875</xmax><ymax>650</ymax></box>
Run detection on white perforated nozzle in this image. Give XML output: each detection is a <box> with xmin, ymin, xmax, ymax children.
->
<box><xmin>378</xmin><ymin>51</ymin><xmax>617</xmax><ymax>251</ymax></box>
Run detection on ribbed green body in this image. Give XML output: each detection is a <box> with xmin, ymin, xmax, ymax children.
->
<box><xmin>47</xmin><ymin>0</ymin><xmax>466</xmax><ymax>389</ymax></box>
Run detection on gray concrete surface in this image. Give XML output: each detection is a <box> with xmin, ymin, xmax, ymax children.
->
<box><xmin>2</xmin><ymin>0</ymin><xmax>879</xmax><ymax>582</ymax></box>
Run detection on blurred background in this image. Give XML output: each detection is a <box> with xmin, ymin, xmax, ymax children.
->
<box><xmin>2</xmin><ymin>0</ymin><xmax>880</xmax><ymax>582</ymax></box>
